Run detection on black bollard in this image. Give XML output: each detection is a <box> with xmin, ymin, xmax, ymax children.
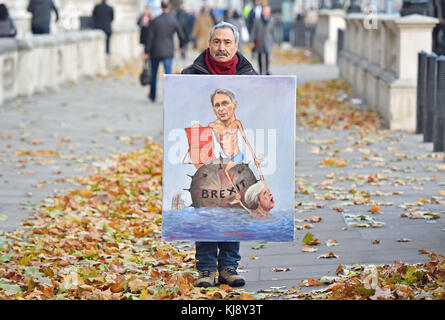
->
<box><xmin>416</xmin><ymin>51</ymin><xmax>427</xmax><ymax>134</ymax></box>
<box><xmin>423</xmin><ymin>53</ymin><xmax>437</xmax><ymax>143</ymax></box>
<box><xmin>433</xmin><ymin>56</ymin><xmax>445</xmax><ymax>152</ymax></box>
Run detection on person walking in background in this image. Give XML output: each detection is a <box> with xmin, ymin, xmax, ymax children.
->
<box><xmin>175</xmin><ymin>2</ymin><xmax>193</xmax><ymax>59</ymax></box>
<box><xmin>433</xmin><ymin>0</ymin><xmax>445</xmax><ymax>54</ymax></box>
<box><xmin>182</xmin><ymin>21</ymin><xmax>257</xmax><ymax>288</ymax></box>
<box><xmin>192</xmin><ymin>5</ymin><xmax>214</xmax><ymax>53</ymax></box>
<box><xmin>246</xmin><ymin>0</ymin><xmax>262</xmax><ymax>34</ymax></box>
<box><xmin>226</xmin><ymin>9</ymin><xmax>248</xmax><ymax>52</ymax></box>
<box><xmin>251</xmin><ymin>5</ymin><xmax>274</xmax><ymax>75</ymax></box>
<box><xmin>145</xmin><ymin>1</ymin><xmax>185</xmax><ymax>102</ymax></box>
<box><xmin>0</xmin><ymin>4</ymin><xmax>17</xmax><ymax>38</ymax></box>
<box><xmin>304</xmin><ymin>7</ymin><xmax>318</xmax><ymax>47</ymax></box>
<box><xmin>27</xmin><ymin>0</ymin><xmax>59</xmax><ymax>35</ymax></box>
<box><xmin>246</xmin><ymin>0</ymin><xmax>262</xmax><ymax>58</ymax></box>
<box><xmin>92</xmin><ymin>0</ymin><xmax>114</xmax><ymax>55</ymax></box>
<box><xmin>138</xmin><ymin>6</ymin><xmax>152</xmax><ymax>52</ymax></box>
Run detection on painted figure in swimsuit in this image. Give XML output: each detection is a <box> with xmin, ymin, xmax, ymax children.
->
<box><xmin>208</xmin><ymin>88</ymin><xmax>264</xmax><ymax>207</ymax></box>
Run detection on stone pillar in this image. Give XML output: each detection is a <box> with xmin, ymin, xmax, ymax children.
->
<box><xmin>313</xmin><ymin>9</ymin><xmax>346</xmax><ymax>65</ymax></box>
<box><xmin>340</xmin><ymin>13</ymin><xmax>438</xmax><ymax>131</ymax></box>
<box><xmin>386</xmin><ymin>14</ymin><xmax>437</xmax><ymax>131</ymax></box>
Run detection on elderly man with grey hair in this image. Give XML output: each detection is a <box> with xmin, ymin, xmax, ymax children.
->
<box><xmin>244</xmin><ymin>181</ymin><xmax>274</xmax><ymax>219</ymax></box>
<box><xmin>181</xmin><ymin>21</ymin><xmax>257</xmax><ymax>290</ymax></box>
<box><xmin>182</xmin><ymin>21</ymin><xmax>257</xmax><ymax>75</ymax></box>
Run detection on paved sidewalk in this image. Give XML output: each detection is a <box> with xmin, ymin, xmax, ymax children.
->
<box><xmin>1</xmin><ymin>48</ymin><xmax>442</xmax><ymax>296</ymax></box>
<box><xmin>240</xmin><ymin>129</ymin><xmax>444</xmax><ymax>293</ymax></box>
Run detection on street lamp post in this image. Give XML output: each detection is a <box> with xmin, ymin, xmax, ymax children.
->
<box><xmin>400</xmin><ymin>0</ymin><xmax>431</xmax><ymax>17</ymax></box>
<box><xmin>347</xmin><ymin>0</ymin><xmax>361</xmax><ymax>13</ymax></box>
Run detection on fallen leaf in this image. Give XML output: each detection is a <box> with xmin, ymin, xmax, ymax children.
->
<box><xmin>369</xmin><ymin>205</ymin><xmax>381</xmax><ymax>214</ymax></box>
<box><xmin>272</xmin><ymin>267</ymin><xmax>292</xmax><ymax>272</ymax></box>
<box><xmin>370</xmin><ymin>286</ymin><xmax>394</xmax><ymax>300</ymax></box>
<box><xmin>300</xmin><ymin>278</ymin><xmax>323</xmax><ymax>287</ymax></box>
<box><xmin>302</xmin><ymin>232</ymin><xmax>320</xmax><ymax>245</ymax></box>
<box><xmin>318</xmin><ymin>252</ymin><xmax>339</xmax><ymax>259</ymax></box>
<box><xmin>307</xmin><ymin>216</ymin><xmax>322</xmax><ymax>223</ymax></box>
<box><xmin>326</xmin><ymin>240</ymin><xmax>338</xmax><ymax>247</ymax></box>
<box><xmin>301</xmin><ymin>245</ymin><xmax>318</xmax><ymax>253</ymax></box>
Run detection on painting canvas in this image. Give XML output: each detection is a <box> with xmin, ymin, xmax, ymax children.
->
<box><xmin>162</xmin><ymin>75</ymin><xmax>296</xmax><ymax>241</ymax></box>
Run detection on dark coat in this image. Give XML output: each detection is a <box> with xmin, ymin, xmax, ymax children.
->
<box><xmin>251</xmin><ymin>17</ymin><xmax>275</xmax><ymax>53</ymax></box>
<box><xmin>182</xmin><ymin>50</ymin><xmax>257</xmax><ymax>75</ymax></box>
<box><xmin>145</xmin><ymin>12</ymin><xmax>186</xmax><ymax>58</ymax></box>
<box><xmin>176</xmin><ymin>9</ymin><xmax>192</xmax><ymax>44</ymax></box>
<box><xmin>137</xmin><ymin>14</ymin><xmax>151</xmax><ymax>45</ymax></box>
<box><xmin>27</xmin><ymin>0</ymin><xmax>58</xmax><ymax>28</ymax></box>
<box><xmin>246</xmin><ymin>6</ymin><xmax>262</xmax><ymax>33</ymax></box>
<box><xmin>92</xmin><ymin>2</ymin><xmax>114</xmax><ymax>35</ymax></box>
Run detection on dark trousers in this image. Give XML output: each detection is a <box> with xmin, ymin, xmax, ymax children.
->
<box><xmin>105</xmin><ymin>33</ymin><xmax>111</xmax><ymax>55</ymax></box>
<box><xmin>31</xmin><ymin>25</ymin><xmax>50</xmax><ymax>34</ymax></box>
<box><xmin>258</xmin><ymin>51</ymin><xmax>270</xmax><ymax>75</ymax></box>
<box><xmin>149</xmin><ymin>57</ymin><xmax>173</xmax><ymax>102</ymax></box>
<box><xmin>195</xmin><ymin>241</ymin><xmax>241</xmax><ymax>271</ymax></box>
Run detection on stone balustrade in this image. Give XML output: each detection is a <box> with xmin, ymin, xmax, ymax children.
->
<box><xmin>0</xmin><ymin>26</ymin><xmax>143</xmax><ymax>106</ymax></box>
<box><xmin>339</xmin><ymin>13</ymin><xmax>438</xmax><ymax>131</ymax></box>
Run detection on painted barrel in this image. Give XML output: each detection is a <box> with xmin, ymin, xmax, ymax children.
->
<box><xmin>189</xmin><ymin>159</ymin><xmax>257</xmax><ymax>209</ymax></box>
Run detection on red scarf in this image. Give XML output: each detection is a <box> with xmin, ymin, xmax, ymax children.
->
<box><xmin>204</xmin><ymin>48</ymin><xmax>239</xmax><ymax>75</ymax></box>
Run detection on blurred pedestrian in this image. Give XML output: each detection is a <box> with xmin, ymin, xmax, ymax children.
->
<box><xmin>182</xmin><ymin>21</ymin><xmax>257</xmax><ymax>288</ymax></box>
<box><xmin>92</xmin><ymin>0</ymin><xmax>114</xmax><ymax>55</ymax></box>
<box><xmin>145</xmin><ymin>1</ymin><xmax>185</xmax><ymax>102</ymax></box>
<box><xmin>226</xmin><ymin>9</ymin><xmax>248</xmax><ymax>52</ymax></box>
<box><xmin>212</xmin><ymin>7</ymin><xmax>224</xmax><ymax>24</ymax></box>
<box><xmin>27</xmin><ymin>0</ymin><xmax>59</xmax><ymax>35</ymax></box>
<box><xmin>192</xmin><ymin>5</ymin><xmax>214</xmax><ymax>52</ymax></box>
<box><xmin>251</xmin><ymin>6</ymin><xmax>274</xmax><ymax>75</ymax></box>
<box><xmin>176</xmin><ymin>2</ymin><xmax>193</xmax><ymax>59</ymax></box>
<box><xmin>433</xmin><ymin>0</ymin><xmax>445</xmax><ymax>54</ymax></box>
<box><xmin>246</xmin><ymin>0</ymin><xmax>262</xmax><ymax>58</ymax></box>
<box><xmin>304</xmin><ymin>7</ymin><xmax>318</xmax><ymax>47</ymax></box>
<box><xmin>138</xmin><ymin>6</ymin><xmax>152</xmax><ymax>51</ymax></box>
<box><xmin>246</xmin><ymin>0</ymin><xmax>262</xmax><ymax>34</ymax></box>
<box><xmin>0</xmin><ymin>4</ymin><xmax>17</xmax><ymax>38</ymax></box>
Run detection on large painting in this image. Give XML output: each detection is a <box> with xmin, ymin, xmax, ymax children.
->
<box><xmin>162</xmin><ymin>75</ymin><xmax>296</xmax><ymax>241</ymax></box>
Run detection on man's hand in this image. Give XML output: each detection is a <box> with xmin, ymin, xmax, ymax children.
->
<box><xmin>144</xmin><ymin>54</ymin><xmax>150</xmax><ymax>60</ymax></box>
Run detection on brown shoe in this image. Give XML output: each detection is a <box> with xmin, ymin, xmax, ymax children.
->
<box><xmin>194</xmin><ymin>270</ymin><xmax>217</xmax><ymax>288</ymax></box>
<box><xmin>218</xmin><ymin>268</ymin><xmax>245</xmax><ymax>287</ymax></box>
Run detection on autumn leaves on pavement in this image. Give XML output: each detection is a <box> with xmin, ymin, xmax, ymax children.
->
<box><xmin>0</xmin><ymin>78</ymin><xmax>444</xmax><ymax>300</ymax></box>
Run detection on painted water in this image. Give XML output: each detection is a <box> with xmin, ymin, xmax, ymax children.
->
<box><xmin>162</xmin><ymin>207</ymin><xmax>294</xmax><ymax>241</ymax></box>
